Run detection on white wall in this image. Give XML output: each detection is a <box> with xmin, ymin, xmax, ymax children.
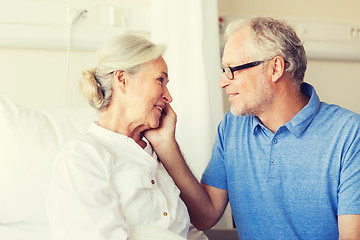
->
<box><xmin>218</xmin><ymin>0</ymin><xmax>360</xmax><ymax>24</ymax></box>
<box><xmin>0</xmin><ymin>0</ymin><xmax>150</xmax><ymax>109</ymax></box>
<box><xmin>0</xmin><ymin>48</ymin><xmax>95</xmax><ymax>109</ymax></box>
<box><xmin>217</xmin><ymin>0</ymin><xmax>360</xmax><ymax>114</ymax></box>
<box><xmin>2</xmin><ymin>0</ymin><xmax>359</xmax><ymax>111</ymax></box>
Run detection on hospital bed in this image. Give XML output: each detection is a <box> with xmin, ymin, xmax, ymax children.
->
<box><xmin>0</xmin><ymin>95</ymin><xmax>96</xmax><ymax>239</ymax></box>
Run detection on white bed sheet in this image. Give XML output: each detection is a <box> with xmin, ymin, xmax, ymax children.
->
<box><xmin>0</xmin><ymin>222</ymin><xmax>50</xmax><ymax>240</ymax></box>
<box><xmin>0</xmin><ymin>223</ymin><xmax>210</xmax><ymax>240</ymax></box>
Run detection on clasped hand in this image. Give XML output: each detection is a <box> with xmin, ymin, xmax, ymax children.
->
<box><xmin>143</xmin><ymin>103</ymin><xmax>177</xmax><ymax>150</ymax></box>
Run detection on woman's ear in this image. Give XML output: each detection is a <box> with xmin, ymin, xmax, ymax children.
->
<box><xmin>271</xmin><ymin>56</ymin><xmax>286</xmax><ymax>83</ymax></box>
<box><xmin>113</xmin><ymin>71</ymin><xmax>127</xmax><ymax>92</ymax></box>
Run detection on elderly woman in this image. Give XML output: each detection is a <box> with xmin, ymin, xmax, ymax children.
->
<box><xmin>46</xmin><ymin>34</ymin><xmax>200</xmax><ymax>240</ymax></box>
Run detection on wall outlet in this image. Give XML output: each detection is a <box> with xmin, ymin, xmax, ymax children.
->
<box><xmin>67</xmin><ymin>3</ymin><xmax>99</xmax><ymax>27</ymax></box>
<box><xmin>350</xmin><ymin>26</ymin><xmax>360</xmax><ymax>40</ymax></box>
<box><xmin>110</xmin><ymin>7</ymin><xmax>128</xmax><ymax>27</ymax></box>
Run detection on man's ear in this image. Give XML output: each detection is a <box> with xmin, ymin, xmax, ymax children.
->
<box><xmin>113</xmin><ymin>70</ymin><xmax>127</xmax><ymax>92</ymax></box>
<box><xmin>271</xmin><ymin>56</ymin><xmax>286</xmax><ymax>83</ymax></box>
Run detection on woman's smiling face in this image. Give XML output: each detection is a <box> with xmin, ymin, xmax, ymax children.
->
<box><xmin>125</xmin><ymin>56</ymin><xmax>172</xmax><ymax>130</ymax></box>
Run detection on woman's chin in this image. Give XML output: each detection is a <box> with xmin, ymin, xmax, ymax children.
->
<box><xmin>150</xmin><ymin>122</ymin><xmax>160</xmax><ymax>129</ymax></box>
<box><xmin>143</xmin><ymin>118</ymin><xmax>160</xmax><ymax>130</ymax></box>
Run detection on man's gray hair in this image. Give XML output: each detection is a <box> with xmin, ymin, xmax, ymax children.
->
<box><xmin>225</xmin><ymin>17</ymin><xmax>307</xmax><ymax>85</ymax></box>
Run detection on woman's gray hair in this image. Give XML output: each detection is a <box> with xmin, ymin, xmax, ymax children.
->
<box><xmin>225</xmin><ymin>17</ymin><xmax>307</xmax><ymax>85</ymax></box>
<box><xmin>80</xmin><ymin>34</ymin><xmax>166</xmax><ymax>110</ymax></box>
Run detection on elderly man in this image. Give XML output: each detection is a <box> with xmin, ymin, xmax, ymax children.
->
<box><xmin>145</xmin><ymin>17</ymin><xmax>360</xmax><ymax>240</ymax></box>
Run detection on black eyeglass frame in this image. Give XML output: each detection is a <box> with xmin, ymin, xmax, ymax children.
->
<box><xmin>221</xmin><ymin>61</ymin><xmax>264</xmax><ymax>80</ymax></box>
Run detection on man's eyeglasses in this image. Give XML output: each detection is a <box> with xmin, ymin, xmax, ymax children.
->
<box><xmin>220</xmin><ymin>61</ymin><xmax>263</xmax><ymax>80</ymax></box>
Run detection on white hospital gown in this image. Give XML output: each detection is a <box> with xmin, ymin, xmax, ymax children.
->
<box><xmin>46</xmin><ymin>122</ymin><xmax>190</xmax><ymax>240</ymax></box>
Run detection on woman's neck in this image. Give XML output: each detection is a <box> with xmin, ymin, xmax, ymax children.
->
<box><xmin>98</xmin><ymin>108</ymin><xmax>147</xmax><ymax>149</ymax></box>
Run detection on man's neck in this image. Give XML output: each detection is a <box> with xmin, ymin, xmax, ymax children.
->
<box><xmin>258</xmin><ymin>82</ymin><xmax>309</xmax><ymax>133</ymax></box>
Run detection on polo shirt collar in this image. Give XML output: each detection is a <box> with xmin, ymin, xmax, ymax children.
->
<box><xmin>252</xmin><ymin>116</ymin><xmax>262</xmax><ymax>133</ymax></box>
<box><xmin>252</xmin><ymin>82</ymin><xmax>321</xmax><ymax>137</ymax></box>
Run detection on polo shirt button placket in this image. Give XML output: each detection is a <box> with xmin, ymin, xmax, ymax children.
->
<box><xmin>270</xmin><ymin>138</ymin><xmax>277</xmax><ymax>165</ymax></box>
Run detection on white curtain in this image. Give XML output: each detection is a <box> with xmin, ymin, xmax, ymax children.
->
<box><xmin>150</xmin><ymin>0</ymin><xmax>224</xmax><ymax>180</ymax></box>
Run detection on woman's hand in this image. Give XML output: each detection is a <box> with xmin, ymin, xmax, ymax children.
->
<box><xmin>143</xmin><ymin>103</ymin><xmax>177</xmax><ymax>149</ymax></box>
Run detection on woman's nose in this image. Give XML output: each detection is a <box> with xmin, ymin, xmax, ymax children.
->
<box><xmin>162</xmin><ymin>86</ymin><xmax>173</xmax><ymax>103</ymax></box>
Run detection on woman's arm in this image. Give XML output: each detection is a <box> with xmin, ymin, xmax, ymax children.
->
<box><xmin>144</xmin><ymin>104</ymin><xmax>228</xmax><ymax>230</ymax></box>
<box><xmin>338</xmin><ymin>215</ymin><xmax>360</xmax><ymax>240</ymax></box>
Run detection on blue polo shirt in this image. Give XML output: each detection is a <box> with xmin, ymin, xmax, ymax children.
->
<box><xmin>201</xmin><ymin>83</ymin><xmax>360</xmax><ymax>240</ymax></box>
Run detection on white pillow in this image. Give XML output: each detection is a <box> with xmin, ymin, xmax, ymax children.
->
<box><xmin>0</xmin><ymin>96</ymin><xmax>97</xmax><ymax>224</ymax></box>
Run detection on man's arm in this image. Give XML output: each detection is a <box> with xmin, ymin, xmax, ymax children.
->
<box><xmin>157</xmin><ymin>139</ymin><xmax>228</xmax><ymax>230</ymax></box>
<box><xmin>144</xmin><ymin>104</ymin><xmax>228</xmax><ymax>230</ymax></box>
<box><xmin>338</xmin><ymin>214</ymin><xmax>360</xmax><ymax>240</ymax></box>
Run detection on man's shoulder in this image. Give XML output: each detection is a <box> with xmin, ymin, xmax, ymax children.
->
<box><xmin>319</xmin><ymin>102</ymin><xmax>360</xmax><ymax>122</ymax></box>
<box><xmin>316</xmin><ymin>103</ymin><xmax>360</xmax><ymax>134</ymax></box>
